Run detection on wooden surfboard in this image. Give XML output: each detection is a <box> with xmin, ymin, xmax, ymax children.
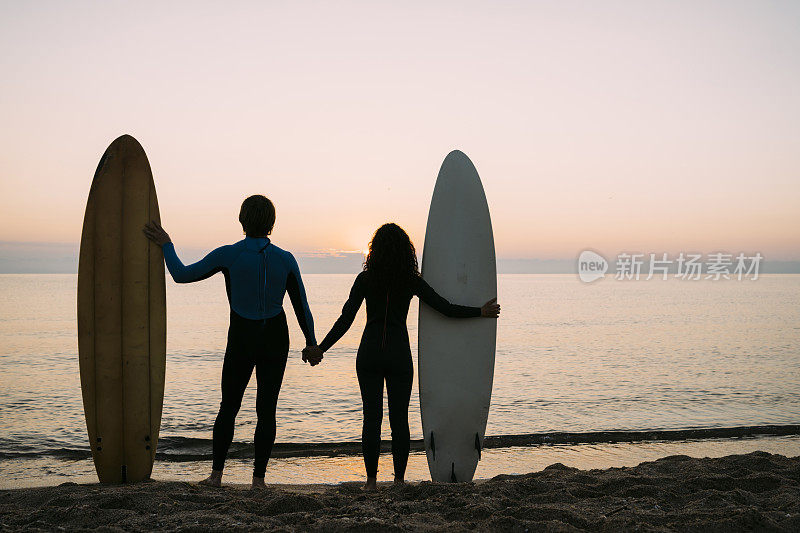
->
<box><xmin>78</xmin><ymin>134</ymin><xmax>166</xmax><ymax>483</ymax></box>
<box><xmin>418</xmin><ymin>150</ymin><xmax>497</xmax><ymax>482</ymax></box>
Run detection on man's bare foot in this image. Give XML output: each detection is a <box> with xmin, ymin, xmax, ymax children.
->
<box><xmin>251</xmin><ymin>476</ymin><xmax>267</xmax><ymax>490</ymax></box>
<box><xmin>393</xmin><ymin>476</ymin><xmax>405</xmax><ymax>486</ymax></box>
<box><xmin>199</xmin><ymin>470</ymin><xmax>222</xmax><ymax>487</ymax></box>
<box><xmin>363</xmin><ymin>477</ymin><xmax>377</xmax><ymax>491</ymax></box>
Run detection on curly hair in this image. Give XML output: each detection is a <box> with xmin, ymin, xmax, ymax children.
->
<box><xmin>363</xmin><ymin>223</ymin><xmax>419</xmax><ymax>289</ymax></box>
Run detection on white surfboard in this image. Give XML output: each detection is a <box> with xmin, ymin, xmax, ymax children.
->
<box><xmin>418</xmin><ymin>150</ymin><xmax>497</xmax><ymax>482</ymax></box>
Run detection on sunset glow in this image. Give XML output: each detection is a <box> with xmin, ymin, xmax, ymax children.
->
<box><xmin>1</xmin><ymin>1</ymin><xmax>798</xmax><ymax>263</ymax></box>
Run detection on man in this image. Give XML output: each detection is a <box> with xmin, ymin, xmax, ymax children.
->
<box><xmin>143</xmin><ymin>194</ymin><xmax>319</xmax><ymax>489</ymax></box>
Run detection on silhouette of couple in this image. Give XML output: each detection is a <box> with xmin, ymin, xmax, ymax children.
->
<box><xmin>143</xmin><ymin>195</ymin><xmax>500</xmax><ymax>490</ymax></box>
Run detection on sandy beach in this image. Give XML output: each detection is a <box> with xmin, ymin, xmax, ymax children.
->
<box><xmin>1</xmin><ymin>451</ymin><xmax>798</xmax><ymax>532</ymax></box>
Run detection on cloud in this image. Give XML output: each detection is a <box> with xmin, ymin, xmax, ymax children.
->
<box><xmin>295</xmin><ymin>251</ymin><xmax>364</xmax><ymax>274</ymax></box>
<box><xmin>0</xmin><ymin>241</ymin><xmax>79</xmax><ymax>273</ymax></box>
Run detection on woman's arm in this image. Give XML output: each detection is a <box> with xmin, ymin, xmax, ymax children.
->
<box><xmin>144</xmin><ymin>221</ymin><xmax>227</xmax><ymax>283</ymax></box>
<box><xmin>414</xmin><ymin>276</ymin><xmax>485</xmax><ymax>318</ymax></box>
<box><xmin>318</xmin><ymin>272</ymin><xmax>366</xmax><ymax>353</ymax></box>
<box><xmin>286</xmin><ymin>254</ymin><xmax>317</xmax><ymax>347</ymax></box>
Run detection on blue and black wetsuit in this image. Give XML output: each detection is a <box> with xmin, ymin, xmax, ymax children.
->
<box><xmin>163</xmin><ymin>236</ymin><xmax>315</xmax><ymax>478</ymax></box>
<box><xmin>318</xmin><ymin>270</ymin><xmax>480</xmax><ymax>479</ymax></box>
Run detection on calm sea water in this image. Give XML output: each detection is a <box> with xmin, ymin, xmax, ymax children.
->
<box><xmin>1</xmin><ymin>273</ymin><xmax>799</xmax><ymax>486</ymax></box>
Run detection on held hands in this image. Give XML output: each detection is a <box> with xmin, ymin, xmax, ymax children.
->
<box><xmin>143</xmin><ymin>220</ymin><xmax>172</xmax><ymax>247</ymax></box>
<box><xmin>302</xmin><ymin>345</ymin><xmax>324</xmax><ymax>366</ymax></box>
<box><xmin>481</xmin><ymin>297</ymin><xmax>500</xmax><ymax>318</ymax></box>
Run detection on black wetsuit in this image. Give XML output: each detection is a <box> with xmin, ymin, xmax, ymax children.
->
<box><xmin>162</xmin><ymin>237</ymin><xmax>316</xmax><ymax>478</ymax></box>
<box><xmin>318</xmin><ymin>271</ymin><xmax>480</xmax><ymax>479</ymax></box>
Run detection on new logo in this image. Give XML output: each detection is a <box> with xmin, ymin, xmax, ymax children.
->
<box><xmin>578</xmin><ymin>250</ymin><xmax>608</xmax><ymax>283</ymax></box>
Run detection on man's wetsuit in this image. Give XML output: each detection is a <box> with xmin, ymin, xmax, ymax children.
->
<box><xmin>162</xmin><ymin>236</ymin><xmax>315</xmax><ymax>478</ymax></box>
<box><xmin>318</xmin><ymin>270</ymin><xmax>480</xmax><ymax>479</ymax></box>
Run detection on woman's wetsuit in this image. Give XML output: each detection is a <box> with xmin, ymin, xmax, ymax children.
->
<box><xmin>162</xmin><ymin>237</ymin><xmax>315</xmax><ymax>478</ymax></box>
<box><xmin>318</xmin><ymin>270</ymin><xmax>480</xmax><ymax>479</ymax></box>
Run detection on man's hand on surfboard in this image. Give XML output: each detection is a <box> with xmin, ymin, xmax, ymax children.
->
<box><xmin>302</xmin><ymin>345</ymin><xmax>324</xmax><ymax>366</ymax></box>
<box><xmin>143</xmin><ymin>221</ymin><xmax>172</xmax><ymax>247</ymax></box>
<box><xmin>481</xmin><ymin>298</ymin><xmax>500</xmax><ymax>318</ymax></box>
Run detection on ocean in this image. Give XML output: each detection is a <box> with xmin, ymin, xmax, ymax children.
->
<box><xmin>1</xmin><ymin>273</ymin><xmax>799</xmax><ymax>488</ymax></box>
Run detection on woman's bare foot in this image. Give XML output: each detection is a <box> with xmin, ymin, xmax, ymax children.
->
<box><xmin>199</xmin><ymin>469</ymin><xmax>222</xmax><ymax>487</ymax></box>
<box><xmin>251</xmin><ymin>476</ymin><xmax>267</xmax><ymax>490</ymax></box>
<box><xmin>393</xmin><ymin>476</ymin><xmax>405</xmax><ymax>486</ymax></box>
<box><xmin>363</xmin><ymin>477</ymin><xmax>377</xmax><ymax>491</ymax></box>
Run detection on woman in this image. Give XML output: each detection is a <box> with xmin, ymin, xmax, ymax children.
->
<box><xmin>303</xmin><ymin>223</ymin><xmax>499</xmax><ymax>490</ymax></box>
<box><xmin>143</xmin><ymin>195</ymin><xmax>317</xmax><ymax>489</ymax></box>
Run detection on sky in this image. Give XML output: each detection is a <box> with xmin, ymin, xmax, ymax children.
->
<box><xmin>1</xmin><ymin>1</ymin><xmax>799</xmax><ymax>272</ymax></box>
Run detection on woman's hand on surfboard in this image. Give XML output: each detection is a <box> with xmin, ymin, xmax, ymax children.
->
<box><xmin>481</xmin><ymin>298</ymin><xmax>500</xmax><ymax>318</ymax></box>
<box><xmin>302</xmin><ymin>345</ymin><xmax>324</xmax><ymax>366</ymax></box>
<box><xmin>143</xmin><ymin>221</ymin><xmax>172</xmax><ymax>247</ymax></box>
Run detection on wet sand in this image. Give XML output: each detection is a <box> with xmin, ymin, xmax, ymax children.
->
<box><xmin>1</xmin><ymin>451</ymin><xmax>798</xmax><ymax>532</ymax></box>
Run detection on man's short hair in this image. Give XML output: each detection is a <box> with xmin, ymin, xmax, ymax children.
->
<box><xmin>239</xmin><ymin>195</ymin><xmax>276</xmax><ymax>237</ymax></box>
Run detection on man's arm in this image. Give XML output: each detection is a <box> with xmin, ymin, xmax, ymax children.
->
<box><xmin>286</xmin><ymin>254</ymin><xmax>317</xmax><ymax>346</ymax></box>
<box><xmin>162</xmin><ymin>242</ymin><xmax>228</xmax><ymax>283</ymax></box>
<box><xmin>144</xmin><ymin>220</ymin><xmax>226</xmax><ymax>283</ymax></box>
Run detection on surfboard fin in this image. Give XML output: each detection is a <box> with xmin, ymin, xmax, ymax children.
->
<box><xmin>430</xmin><ymin>432</ymin><xmax>436</xmax><ymax>460</ymax></box>
<box><xmin>475</xmin><ymin>432</ymin><xmax>482</xmax><ymax>460</ymax></box>
<box><xmin>451</xmin><ymin>463</ymin><xmax>457</xmax><ymax>483</ymax></box>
